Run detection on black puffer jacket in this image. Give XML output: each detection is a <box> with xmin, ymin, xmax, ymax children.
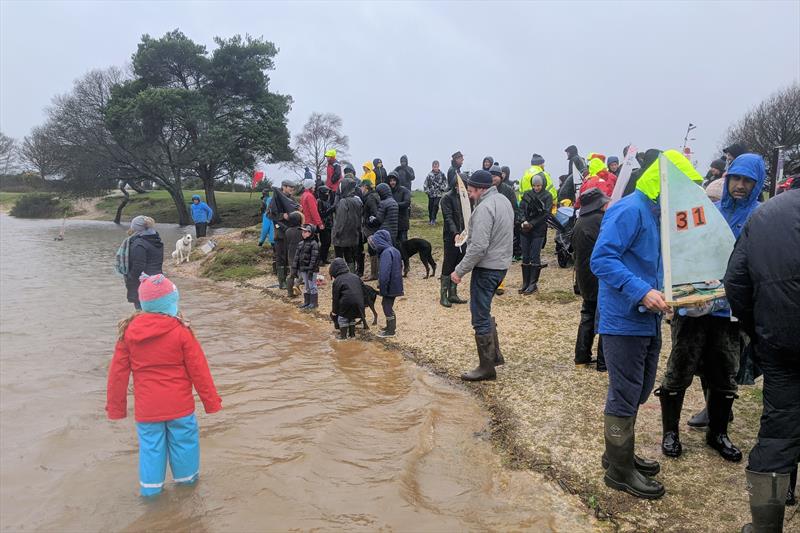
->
<box><xmin>724</xmin><ymin>189</ymin><xmax>800</xmax><ymax>354</ymax></box>
<box><xmin>125</xmin><ymin>233</ymin><xmax>164</xmax><ymax>302</ymax></box>
<box><xmin>519</xmin><ymin>188</ymin><xmax>552</xmax><ymax>239</ymax></box>
<box><xmin>389</xmin><ymin>173</ymin><xmax>412</xmax><ymax>233</ymax></box>
<box><xmin>375</xmin><ymin>183</ymin><xmax>399</xmax><ymax>240</ymax></box>
<box><xmin>361</xmin><ymin>189</ymin><xmax>381</xmax><ymax>237</ymax></box>
<box><xmin>329</xmin><ymin>258</ymin><xmax>365</xmax><ymax>320</ymax></box>
<box><xmin>332</xmin><ymin>178</ymin><xmax>363</xmax><ymax>248</ymax></box>
<box><xmin>572</xmin><ymin>210</ymin><xmax>603</xmax><ymax>301</ymax></box>
<box><xmin>440</xmin><ymin>183</ymin><xmax>466</xmax><ymax>238</ymax></box>
<box><xmin>293</xmin><ymin>235</ymin><xmax>320</xmax><ymax>273</ymax></box>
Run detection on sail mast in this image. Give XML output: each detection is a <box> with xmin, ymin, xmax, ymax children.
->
<box><xmin>659</xmin><ymin>154</ymin><xmax>673</xmax><ymax>302</ymax></box>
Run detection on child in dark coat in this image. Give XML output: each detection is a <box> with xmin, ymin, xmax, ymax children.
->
<box><xmin>328</xmin><ymin>258</ymin><xmax>365</xmax><ymax>339</ymax></box>
<box><xmin>293</xmin><ymin>224</ymin><xmax>320</xmax><ymax>310</ymax></box>
<box><xmin>284</xmin><ymin>211</ymin><xmax>304</xmax><ymax>298</ymax></box>
<box><xmin>369</xmin><ymin>229</ymin><xmax>403</xmax><ymax>337</ymax></box>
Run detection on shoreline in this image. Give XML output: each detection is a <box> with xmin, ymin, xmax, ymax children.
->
<box><xmin>174</xmin><ymin>226</ymin><xmax>792</xmax><ymax>532</ymax></box>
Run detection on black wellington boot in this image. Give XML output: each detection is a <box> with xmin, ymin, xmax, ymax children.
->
<box><xmin>706</xmin><ymin>390</ymin><xmax>742</xmax><ymax>462</ymax></box>
<box><xmin>448</xmin><ymin>280</ymin><xmax>468</xmax><ymax>304</ymax></box>
<box><xmin>298</xmin><ymin>293</ymin><xmax>310</xmax><ymax>309</ymax></box>
<box><xmin>306</xmin><ymin>293</ymin><xmax>318</xmax><ymax>310</ymax></box>
<box><xmin>348</xmin><ymin>323</ymin><xmax>356</xmax><ymax>338</ymax></box>
<box><xmin>491</xmin><ymin>316</ymin><xmax>504</xmax><ymax>366</ymax></box>
<box><xmin>377</xmin><ymin>316</ymin><xmax>396</xmax><ymax>338</ymax></box>
<box><xmin>518</xmin><ymin>264</ymin><xmax>530</xmax><ymax>294</ymax></box>
<box><xmin>337</xmin><ymin>326</ymin><xmax>348</xmax><ymax>340</ymax></box>
<box><xmin>742</xmin><ymin>470</ymin><xmax>789</xmax><ymax>533</ymax></box>
<box><xmin>286</xmin><ymin>275</ymin><xmax>295</xmax><ymax>298</ymax></box>
<box><xmin>277</xmin><ymin>266</ymin><xmax>287</xmax><ymax>290</ymax></box>
<box><xmin>523</xmin><ymin>265</ymin><xmax>541</xmax><ymax>294</ymax></box>
<box><xmin>461</xmin><ymin>333</ymin><xmax>497</xmax><ymax>381</ymax></box>
<box><xmin>656</xmin><ymin>387</ymin><xmax>685</xmax><ymax>458</ymax></box>
<box><xmin>603</xmin><ymin>415</ymin><xmax>665</xmax><ymax>499</ymax></box>
<box><xmin>439</xmin><ymin>277</ymin><xmax>452</xmax><ymax>308</ymax></box>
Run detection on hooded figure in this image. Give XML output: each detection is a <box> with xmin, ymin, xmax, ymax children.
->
<box><xmin>371</xmin><ymin>229</ymin><xmax>404</xmax><ymax>338</ymax></box>
<box><xmin>623</xmin><ymin>149</ymin><xmax>661</xmax><ymax>197</ymax></box>
<box><xmin>361</xmin><ymin>161</ymin><xmax>376</xmax><ymax>186</ymax></box>
<box><xmin>482</xmin><ymin>156</ymin><xmax>495</xmax><ymax>171</ymax></box>
<box><xmin>723</xmin><ymin>143</ymin><xmax>747</xmax><ymax>166</ymax></box>
<box><xmin>125</xmin><ymin>216</ymin><xmax>164</xmax><ymax>308</ymax></box>
<box><xmin>332</xmin><ymin>177</ymin><xmax>363</xmax><ymax>271</ymax></box>
<box><xmin>329</xmin><ymin>258</ymin><xmax>365</xmax><ymax>339</ymax></box>
<box><xmin>388</xmin><ymin>171</ymin><xmax>412</xmax><ymax>238</ymax></box>
<box><xmin>190</xmin><ymin>194</ymin><xmax>214</xmax><ymax>237</ymax></box>
<box><xmin>393</xmin><ymin>155</ymin><xmax>416</xmax><ymax>190</ymax></box>
<box><xmin>373</xmin><ymin>158</ymin><xmax>388</xmax><ymax>185</ymax></box>
<box><xmin>374</xmin><ymin>183</ymin><xmax>399</xmax><ymax>244</ymax></box>
<box><xmin>717</xmin><ymin>153</ymin><xmax>766</xmax><ymax>238</ymax></box>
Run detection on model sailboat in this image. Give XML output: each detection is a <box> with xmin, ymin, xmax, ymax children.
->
<box><xmin>454</xmin><ymin>173</ymin><xmax>472</xmax><ymax>248</ymax></box>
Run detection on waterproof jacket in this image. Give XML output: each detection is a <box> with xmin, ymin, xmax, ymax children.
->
<box><xmin>362</xmin><ymin>161</ymin><xmax>377</xmax><ymax>186</ymax></box>
<box><xmin>389</xmin><ymin>176</ymin><xmax>412</xmax><ymax>232</ymax></box>
<box><xmin>332</xmin><ymin>178</ymin><xmax>363</xmax><ymax>248</ymax></box>
<box><xmin>519</xmin><ymin>188</ymin><xmax>553</xmax><ymax>239</ymax></box>
<box><xmin>423</xmin><ymin>170</ymin><xmax>448</xmax><ymax>198</ymax></box>
<box><xmin>591</xmin><ymin>189</ymin><xmax>662</xmax><ymax>336</ymax></box>
<box><xmin>716</xmin><ymin>154</ymin><xmax>766</xmax><ymax>238</ymax></box>
<box><xmin>329</xmin><ymin>258</ymin><xmax>365</xmax><ymax>320</ymax></box>
<box><xmin>326</xmin><ymin>159</ymin><xmax>342</xmax><ymax>192</ymax></box>
<box><xmin>373</xmin><ymin>159</ymin><xmax>388</xmax><ymax>185</ymax></box>
<box><xmin>497</xmin><ymin>181</ymin><xmax>519</xmax><ymax>221</ymax></box>
<box><xmin>572</xmin><ymin>210</ymin><xmax>604</xmax><ymax>302</ymax></box>
<box><xmin>361</xmin><ymin>189</ymin><xmax>381</xmax><ymax>237</ymax></box>
<box><xmin>190</xmin><ymin>197</ymin><xmax>213</xmax><ymax>223</ymax></box>
<box><xmin>724</xmin><ymin>189</ymin><xmax>800</xmax><ymax>354</ymax></box>
<box><xmin>565</xmin><ymin>145</ymin><xmax>587</xmax><ymax>179</ymax></box>
<box><xmin>372</xmin><ymin>229</ymin><xmax>404</xmax><ymax>297</ymax></box>
<box><xmin>317</xmin><ymin>187</ymin><xmax>335</xmax><ymax>228</ymax></box>
<box><xmin>293</xmin><ymin>235</ymin><xmax>320</xmax><ymax>274</ymax></box>
<box><xmin>300</xmin><ymin>189</ymin><xmax>323</xmax><ymax>228</ymax></box>
<box><xmin>267</xmin><ymin>189</ymin><xmax>300</xmax><ymax>240</ymax></box>
<box><xmin>577</xmin><ymin>170</ymin><xmax>617</xmax><ymax>208</ymax></box>
<box><xmin>393</xmin><ymin>160</ymin><xmax>415</xmax><ymax>190</ymax></box>
<box><xmin>375</xmin><ymin>183</ymin><xmax>399</xmax><ymax>240</ymax></box>
<box><xmin>455</xmin><ymin>187</ymin><xmax>514</xmax><ymax>277</ymax></box>
<box><xmin>446</xmin><ymin>162</ymin><xmax>462</xmax><ymax>185</ymax></box>
<box><xmin>441</xmin><ymin>184</ymin><xmax>466</xmax><ymax>238</ymax></box>
<box><xmin>106</xmin><ymin>313</ymin><xmax>221</xmax><ymax>422</ymax></box>
<box><xmin>126</xmin><ymin>233</ymin><xmax>164</xmax><ymax>302</ymax></box>
<box><xmin>520</xmin><ymin>165</ymin><xmax>557</xmax><ymax>204</ymax></box>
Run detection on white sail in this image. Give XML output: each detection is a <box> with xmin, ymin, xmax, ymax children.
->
<box><xmin>454</xmin><ymin>173</ymin><xmax>472</xmax><ymax>248</ymax></box>
<box><xmin>609</xmin><ymin>144</ymin><xmax>638</xmax><ymax>206</ymax></box>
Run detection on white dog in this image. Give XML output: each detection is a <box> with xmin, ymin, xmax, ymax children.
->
<box><xmin>172</xmin><ymin>234</ymin><xmax>193</xmax><ymax>264</ymax></box>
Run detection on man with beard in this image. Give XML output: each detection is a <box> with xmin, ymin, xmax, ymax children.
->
<box><xmin>451</xmin><ymin>169</ymin><xmax>514</xmax><ymax>381</ymax></box>
<box><xmin>393</xmin><ymin>155</ymin><xmax>416</xmax><ymax>190</ymax></box>
<box><xmin>447</xmin><ymin>151</ymin><xmax>464</xmax><ymax>184</ymax></box>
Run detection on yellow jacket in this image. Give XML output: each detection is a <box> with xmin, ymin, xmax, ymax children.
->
<box><xmin>519</xmin><ymin>165</ymin><xmax>557</xmax><ymax>203</ymax></box>
<box><xmin>361</xmin><ymin>161</ymin><xmax>376</xmax><ymax>186</ymax></box>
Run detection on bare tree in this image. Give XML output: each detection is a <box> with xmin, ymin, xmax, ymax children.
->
<box><xmin>283</xmin><ymin>112</ymin><xmax>349</xmax><ymax>179</ymax></box>
<box><xmin>722</xmin><ymin>82</ymin><xmax>800</xmax><ymax>168</ymax></box>
<box><xmin>19</xmin><ymin>125</ymin><xmax>61</xmax><ymax>181</ymax></box>
<box><xmin>0</xmin><ymin>132</ymin><xmax>17</xmax><ymax>175</ymax></box>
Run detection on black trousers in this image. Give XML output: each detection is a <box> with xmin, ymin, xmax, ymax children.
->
<box><xmin>273</xmin><ymin>238</ymin><xmax>288</xmax><ymax>267</ymax></box>
<box><xmin>319</xmin><ymin>227</ymin><xmax>332</xmax><ymax>264</ymax></box>
<box><xmin>427</xmin><ymin>195</ymin><xmax>441</xmax><ymax>222</ymax></box>
<box><xmin>195</xmin><ymin>222</ymin><xmax>208</xmax><ymax>237</ymax></box>
<box><xmin>381</xmin><ymin>296</ymin><xmax>396</xmax><ymax>318</ymax></box>
<box><xmin>748</xmin><ymin>344</ymin><xmax>800</xmax><ymax>474</ymax></box>
<box><xmin>442</xmin><ymin>234</ymin><xmax>465</xmax><ymax>277</ymax></box>
<box><xmin>334</xmin><ymin>245</ymin><xmax>359</xmax><ymax>265</ymax></box>
<box><xmin>575</xmin><ymin>299</ymin><xmax>604</xmax><ymax>365</ymax></box>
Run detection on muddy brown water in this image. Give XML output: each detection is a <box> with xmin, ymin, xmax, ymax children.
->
<box><xmin>0</xmin><ymin>215</ymin><xmax>593</xmax><ymax>532</ymax></box>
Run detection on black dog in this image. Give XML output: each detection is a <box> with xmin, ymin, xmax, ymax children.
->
<box><xmin>330</xmin><ymin>281</ymin><xmax>378</xmax><ymax>331</ymax></box>
<box><xmin>401</xmin><ymin>238</ymin><xmax>437</xmax><ymax>278</ymax></box>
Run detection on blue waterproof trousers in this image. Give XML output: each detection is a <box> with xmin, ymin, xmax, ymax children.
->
<box><xmin>136</xmin><ymin>413</ymin><xmax>200</xmax><ymax>496</ymax></box>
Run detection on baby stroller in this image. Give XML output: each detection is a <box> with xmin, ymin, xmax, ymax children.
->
<box><xmin>546</xmin><ymin>206</ymin><xmax>576</xmax><ymax>268</ymax></box>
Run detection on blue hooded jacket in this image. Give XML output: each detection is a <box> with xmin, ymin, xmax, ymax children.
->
<box><xmin>371</xmin><ymin>229</ymin><xmax>403</xmax><ymax>297</ymax></box>
<box><xmin>190</xmin><ymin>195</ymin><xmax>214</xmax><ymax>223</ymax></box>
<box><xmin>591</xmin><ymin>189</ymin><xmax>663</xmax><ymax>336</ymax></box>
<box><xmin>715</xmin><ymin>153</ymin><xmax>765</xmax><ymax>238</ymax></box>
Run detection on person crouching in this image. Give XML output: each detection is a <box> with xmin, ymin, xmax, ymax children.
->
<box><xmin>329</xmin><ymin>258</ymin><xmax>365</xmax><ymax>339</ymax></box>
<box><xmin>294</xmin><ymin>224</ymin><xmax>320</xmax><ymax>310</ymax></box>
<box><xmin>369</xmin><ymin>229</ymin><xmax>403</xmax><ymax>338</ymax></box>
<box><xmin>106</xmin><ymin>274</ymin><xmax>221</xmax><ymax>497</ymax></box>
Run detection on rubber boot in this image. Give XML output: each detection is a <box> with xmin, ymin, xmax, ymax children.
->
<box><xmin>491</xmin><ymin>317</ymin><xmax>504</xmax><ymax>366</ymax></box>
<box><xmin>656</xmin><ymin>387</ymin><xmax>685</xmax><ymax>458</ymax></box>
<box><xmin>518</xmin><ymin>264</ymin><xmax>530</xmax><ymax>294</ymax></box>
<box><xmin>271</xmin><ymin>260</ymin><xmax>277</xmax><ymax>275</ymax></box>
<box><xmin>277</xmin><ymin>266</ymin><xmax>287</xmax><ymax>290</ymax></box>
<box><xmin>348</xmin><ymin>322</ymin><xmax>356</xmax><ymax>338</ymax></box>
<box><xmin>298</xmin><ymin>293</ymin><xmax>310</xmax><ymax>309</ymax></box>
<box><xmin>603</xmin><ymin>415</ymin><xmax>665</xmax><ymax>499</ymax></box>
<box><xmin>378</xmin><ymin>316</ymin><xmax>396</xmax><ymax>338</ymax></box>
<box><xmin>356</xmin><ymin>252</ymin><xmax>365</xmax><ymax>277</ymax></box>
<box><xmin>787</xmin><ymin>468</ymin><xmax>797</xmax><ymax>506</ymax></box>
<box><xmin>286</xmin><ymin>274</ymin><xmax>295</xmax><ymax>298</ymax></box>
<box><xmin>439</xmin><ymin>277</ymin><xmax>452</xmax><ymax>308</ymax></box>
<box><xmin>461</xmin><ymin>333</ymin><xmax>497</xmax><ymax>381</ymax></box>
<box><xmin>688</xmin><ymin>379</ymin><xmax>710</xmax><ymax>428</ymax></box>
<box><xmin>706</xmin><ymin>390</ymin><xmax>742</xmax><ymax>462</ymax></box>
<box><xmin>602</xmin><ymin>414</ymin><xmax>661</xmax><ymax>476</ymax></box>
<box><xmin>523</xmin><ymin>265</ymin><xmax>541</xmax><ymax>294</ymax></box>
<box><xmin>306</xmin><ymin>293</ymin><xmax>318</xmax><ymax>310</ymax></box>
<box><xmin>495</xmin><ymin>277</ymin><xmax>505</xmax><ymax>295</ymax></box>
<box><xmin>742</xmin><ymin>470</ymin><xmax>789</xmax><ymax>533</ymax></box>
<box><xmin>364</xmin><ymin>256</ymin><xmax>378</xmax><ymax>281</ymax></box>
<box><xmin>448</xmin><ymin>280</ymin><xmax>468</xmax><ymax>304</ymax></box>
<box><xmin>337</xmin><ymin>325</ymin><xmax>348</xmax><ymax>340</ymax></box>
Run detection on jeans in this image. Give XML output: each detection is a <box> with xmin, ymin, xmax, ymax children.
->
<box><xmin>136</xmin><ymin>413</ymin><xmax>200</xmax><ymax>496</ymax></box>
<box><xmin>520</xmin><ymin>233</ymin><xmax>544</xmax><ymax>265</ymax></box>
<box><xmin>301</xmin><ymin>271</ymin><xmax>317</xmax><ymax>295</ymax></box>
<box><xmin>382</xmin><ymin>296</ymin><xmax>396</xmax><ymax>318</ymax></box>
<box><xmin>469</xmin><ymin>267</ymin><xmax>506</xmax><ymax>335</ymax></box>
<box><xmin>603</xmin><ymin>334</ymin><xmax>661</xmax><ymax>417</ymax></box>
<box><xmin>427</xmin><ymin>195</ymin><xmax>441</xmax><ymax>222</ymax></box>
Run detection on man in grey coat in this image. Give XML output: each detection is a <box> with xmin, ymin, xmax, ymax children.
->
<box><xmin>451</xmin><ymin>169</ymin><xmax>514</xmax><ymax>381</ymax></box>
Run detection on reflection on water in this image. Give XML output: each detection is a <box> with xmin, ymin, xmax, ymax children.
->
<box><xmin>0</xmin><ymin>215</ymin><xmax>592</xmax><ymax>531</ymax></box>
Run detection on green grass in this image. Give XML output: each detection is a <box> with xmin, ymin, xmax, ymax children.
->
<box><xmin>96</xmin><ymin>189</ymin><xmax>264</xmax><ymax>227</ymax></box>
<box><xmin>0</xmin><ymin>192</ymin><xmax>25</xmax><ymax>210</ymax></box>
<box><xmin>200</xmin><ymin>241</ymin><xmax>270</xmax><ymax>281</ymax></box>
<box><xmin>8</xmin><ymin>193</ymin><xmax>75</xmax><ymax>218</ymax></box>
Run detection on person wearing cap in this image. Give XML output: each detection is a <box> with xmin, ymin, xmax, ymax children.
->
<box><xmin>393</xmin><ymin>155</ymin><xmax>416</xmax><ymax>190</ymax></box>
<box><xmin>423</xmin><ymin>160</ymin><xmax>448</xmax><ymax>225</ymax></box>
<box><xmin>300</xmin><ymin>178</ymin><xmax>323</xmax><ymax>231</ymax></box>
<box><xmin>490</xmin><ymin>163</ymin><xmax>518</xmax><ymax>295</ymax></box>
<box><xmin>373</xmin><ymin>158</ymin><xmax>388</xmax><ymax>185</ymax></box>
<box><xmin>518</xmin><ymin>173</ymin><xmax>552</xmax><ymax>294</ymax></box>
<box><xmin>440</xmin><ymin>164</ymin><xmax>469</xmax><ymax>307</ymax></box>
<box><xmin>447</xmin><ymin>151</ymin><xmax>464</xmax><ymax>185</ymax></box>
<box><xmin>360</xmin><ymin>179</ymin><xmax>381</xmax><ymax>281</ymax></box>
<box><xmin>267</xmin><ymin>180</ymin><xmax>301</xmax><ymax>289</ymax></box>
<box><xmin>520</xmin><ymin>154</ymin><xmax>556</xmax><ymax>205</ymax></box>
<box><xmin>190</xmin><ymin>194</ymin><xmax>214</xmax><ymax>238</ymax></box>
<box><xmin>106</xmin><ymin>274</ymin><xmax>221</xmax><ymax>497</ymax></box>
<box><xmin>122</xmin><ymin>215</ymin><xmax>164</xmax><ymax>309</ymax></box>
<box><xmin>451</xmin><ymin>169</ymin><xmax>514</xmax><ymax>381</ymax></box>
<box><xmin>703</xmin><ymin>158</ymin><xmax>726</xmax><ymax>188</ymax></box>
<box><xmin>607</xmin><ymin>156</ymin><xmax>620</xmax><ymax>177</ymax></box>
<box><xmin>572</xmin><ymin>188</ymin><xmax>609</xmax><ymax>370</ymax></box>
<box><xmin>294</xmin><ymin>223</ymin><xmax>321</xmax><ymax>310</ymax></box>
<box><xmin>325</xmin><ymin>149</ymin><xmax>342</xmax><ymax>192</ymax></box>
<box><xmin>656</xmin><ymin>153</ymin><xmax>766</xmax><ymax>464</ymax></box>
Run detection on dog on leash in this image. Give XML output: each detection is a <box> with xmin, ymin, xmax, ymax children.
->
<box><xmin>401</xmin><ymin>237</ymin><xmax>437</xmax><ymax>278</ymax></box>
<box><xmin>330</xmin><ymin>281</ymin><xmax>379</xmax><ymax>331</ymax></box>
<box><xmin>171</xmin><ymin>234</ymin><xmax>193</xmax><ymax>264</ymax></box>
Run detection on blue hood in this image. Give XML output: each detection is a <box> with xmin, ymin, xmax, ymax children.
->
<box><xmin>192</xmin><ymin>194</ymin><xmax>201</xmax><ymax>201</ymax></box>
<box><xmin>371</xmin><ymin>229</ymin><xmax>393</xmax><ymax>252</ymax></box>
<box><xmin>716</xmin><ymin>153</ymin><xmax>765</xmax><ymax>238</ymax></box>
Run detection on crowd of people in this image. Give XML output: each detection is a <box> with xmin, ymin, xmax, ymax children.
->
<box><xmin>110</xmin><ymin>144</ymin><xmax>799</xmax><ymax>532</ymax></box>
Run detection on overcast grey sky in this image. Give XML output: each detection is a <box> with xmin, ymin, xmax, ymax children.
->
<box><xmin>2</xmin><ymin>0</ymin><xmax>799</xmax><ymax>186</ymax></box>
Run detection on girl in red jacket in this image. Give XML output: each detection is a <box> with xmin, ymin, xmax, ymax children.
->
<box><xmin>106</xmin><ymin>274</ymin><xmax>221</xmax><ymax>496</ymax></box>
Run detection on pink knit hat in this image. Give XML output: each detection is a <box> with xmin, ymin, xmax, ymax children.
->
<box><xmin>138</xmin><ymin>273</ymin><xmax>177</xmax><ymax>302</ymax></box>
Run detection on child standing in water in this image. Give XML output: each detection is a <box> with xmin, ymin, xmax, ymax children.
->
<box><xmin>293</xmin><ymin>224</ymin><xmax>320</xmax><ymax>310</ymax></box>
<box><xmin>106</xmin><ymin>274</ymin><xmax>221</xmax><ymax>497</ymax></box>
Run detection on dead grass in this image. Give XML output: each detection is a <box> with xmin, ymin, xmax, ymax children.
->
<box><xmin>172</xmin><ymin>224</ymin><xmax>796</xmax><ymax>533</ymax></box>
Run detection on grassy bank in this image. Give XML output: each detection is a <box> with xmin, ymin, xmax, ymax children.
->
<box><xmin>0</xmin><ymin>192</ymin><xmax>25</xmax><ymax>211</ymax></box>
<box><xmin>5</xmin><ymin>192</ymin><xmax>76</xmax><ymax>218</ymax></box>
